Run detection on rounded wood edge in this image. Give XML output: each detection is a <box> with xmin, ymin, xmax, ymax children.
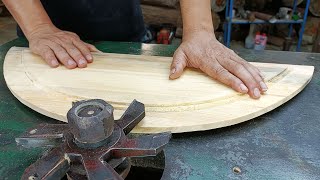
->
<box><xmin>3</xmin><ymin>47</ymin><xmax>315</xmax><ymax>133</ymax></box>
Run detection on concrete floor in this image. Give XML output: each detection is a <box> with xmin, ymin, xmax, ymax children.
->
<box><xmin>0</xmin><ymin>16</ymin><xmax>17</xmax><ymax>45</ymax></box>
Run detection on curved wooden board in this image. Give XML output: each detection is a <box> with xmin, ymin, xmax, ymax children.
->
<box><xmin>3</xmin><ymin>47</ymin><xmax>314</xmax><ymax>133</ymax></box>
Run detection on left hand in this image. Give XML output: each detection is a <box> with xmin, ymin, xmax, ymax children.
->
<box><xmin>169</xmin><ymin>31</ymin><xmax>268</xmax><ymax>99</ymax></box>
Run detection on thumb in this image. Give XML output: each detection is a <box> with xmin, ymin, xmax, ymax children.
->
<box><xmin>169</xmin><ymin>50</ymin><xmax>187</xmax><ymax>80</ymax></box>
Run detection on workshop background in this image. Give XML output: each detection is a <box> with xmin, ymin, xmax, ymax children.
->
<box><xmin>1</xmin><ymin>0</ymin><xmax>320</xmax><ymax>180</ymax></box>
<box><xmin>1</xmin><ymin>0</ymin><xmax>320</xmax><ymax>52</ymax></box>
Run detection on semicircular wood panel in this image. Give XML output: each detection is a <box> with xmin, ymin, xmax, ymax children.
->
<box><xmin>3</xmin><ymin>47</ymin><xmax>314</xmax><ymax>133</ymax></box>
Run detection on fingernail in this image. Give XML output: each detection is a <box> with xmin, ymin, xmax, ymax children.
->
<box><xmin>260</xmin><ymin>82</ymin><xmax>268</xmax><ymax>92</ymax></box>
<box><xmin>171</xmin><ymin>68</ymin><xmax>176</xmax><ymax>74</ymax></box>
<box><xmin>240</xmin><ymin>84</ymin><xmax>248</xmax><ymax>93</ymax></box>
<box><xmin>254</xmin><ymin>88</ymin><xmax>261</xmax><ymax>98</ymax></box>
<box><xmin>86</xmin><ymin>55</ymin><xmax>93</xmax><ymax>60</ymax></box>
<box><xmin>79</xmin><ymin>58</ymin><xmax>86</xmax><ymax>65</ymax></box>
<box><xmin>51</xmin><ymin>60</ymin><xmax>59</xmax><ymax>66</ymax></box>
<box><xmin>68</xmin><ymin>60</ymin><xmax>76</xmax><ymax>66</ymax></box>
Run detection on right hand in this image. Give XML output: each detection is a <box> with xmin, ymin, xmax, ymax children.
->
<box><xmin>27</xmin><ymin>24</ymin><xmax>101</xmax><ymax>69</ymax></box>
<box><xmin>170</xmin><ymin>31</ymin><xmax>267</xmax><ymax>99</ymax></box>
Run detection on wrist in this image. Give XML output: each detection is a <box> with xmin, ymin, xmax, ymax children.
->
<box><xmin>182</xmin><ymin>29</ymin><xmax>216</xmax><ymax>42</ymax></box>
<box><xmin>26</xmin><ymin>23</ymin><xmax>58</xmax><ymax>40</ymax></box>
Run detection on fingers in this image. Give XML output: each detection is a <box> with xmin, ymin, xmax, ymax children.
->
<box><xmin>200</xmin><ymin>61</ymin><xmax>249</xmax><ymax>94</ymax></box>
<box><xmin>254</xmin><ymin>65</ymin><xmax>265</xmax><ymax>79</ymax></box>
<box><xmin>39</xmin><ymin>46</ymin><xmax>59</xmax><ymax>68</ymax></box>
<box><xmin>48</xmin><ymin>41</ymin><xmax>98</xmax><ymax>68</ymax></box>
<box><xmin>61</xmin><ymin>42</ymin><xmax>88</xmax><ymax>68</ymax></box>
<box><xmin>29</xmin><ymin>29</ymin><xmax>102</xmax><ymax>69</ymax></box>
<box><xmin>169</xmin><ymin>50</ymin><xmax>187</xmax><ymax>79</ymax></box>
<box><xmin>73</xmin><ymin>41</ymin><xmax>94</xmax><ymax>63</ymax></box>
<box><xmin>46</xmin><ymin>41</ymin><xmax>77</xmax><ymax>69</ymax></box>
<box><xmin>242</xmin><ymin>62</ymin><xmax>268</xmax><ymax>92</ymax></box>
<box><xmin>229</xmin><ymin>51</ymin><xmax>268</xmax><ymax>92</ymax></box>
<box><xmin>218</xmin><ymin>57</ymin><xmax>262</xmax><ymax>99</ymax></box>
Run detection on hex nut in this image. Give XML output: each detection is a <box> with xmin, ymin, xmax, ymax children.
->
<box><xmin>67</xmin><ymin>99</ymin><xmax>114</xmax><ymax>145</ymax></box>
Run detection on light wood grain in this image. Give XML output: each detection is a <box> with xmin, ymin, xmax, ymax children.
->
<box><xmin>3</xmin><ymin>47</ymin><xmax>314</xmax><ymax>133</ymax></box>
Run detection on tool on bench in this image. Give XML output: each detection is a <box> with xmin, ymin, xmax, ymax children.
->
<box><xmin>16</xmin><ymin>99</ymin><xmax>171</xmax><ymax>180</ymax></box>
<box><xmin>157</xmin><ymin>24</ymin><xmax>175</xmax><ymax>45</ymax></box>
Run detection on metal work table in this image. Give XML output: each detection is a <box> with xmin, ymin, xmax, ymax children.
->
<box><xmin>0</xmin><ymin>38</ymin><xmax>319</xmax><ymax>179</ymax></box>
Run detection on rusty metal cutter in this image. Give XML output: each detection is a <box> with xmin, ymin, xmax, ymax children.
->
<box><xmin>16</xmin><ymin>99</ymin><xmax>171</xmax><ymax>180</ymax></box>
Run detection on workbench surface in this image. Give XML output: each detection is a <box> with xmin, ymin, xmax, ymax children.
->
<box><xmin>1</xmin><ymin>38</ymin><xmax>319</xmax><ymax>179</ymax></box>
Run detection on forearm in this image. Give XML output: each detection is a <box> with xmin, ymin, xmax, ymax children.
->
<box><xmin>3</xmin><ymin>0</ymin><xmax>55</xmax><ymax>39</ymax></box>
<box><xmin>180</xmin><ymin>0</ymin><xmax>214</xmax><ymax>39</ymax></box>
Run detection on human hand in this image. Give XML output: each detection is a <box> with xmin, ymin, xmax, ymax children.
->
<box><xmin>169</xmin><ymin>31</ymin><xmax>267</xmax><ymax>99</ymax></box>
<box><xmin>27</xmin><ymin>25</ymin><xmax>100</xmax><ymax>68</ymax></box>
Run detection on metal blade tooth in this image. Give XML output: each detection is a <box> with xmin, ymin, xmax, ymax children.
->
<box><xmin>20</xmin><ymin>123</ymin><xmax>68</xmax><ymax>137</ymax></box>
<box><xmin>107</xmin><ymin>158</ymin><xmax>127</xmax><ymax>169</ymax></box>
<box><xmin>82</xmin><ymin>157</ymin><xmax>123</xmax><ymax>180</ymax></box>
<box><xmin>112</xmin><ymin>132</ymin><xmax>171</xmax><ymax>158</ymax></box>
<box><xmin>21</xmin><ymin>147</ymin><xmax>70</xmax><ymax>180</ymax></box>
<box><xmin>116</xmin><ymin>100</ymin><xmax>145</xmax><ymax>134</ymax></box>
<box><xmin>16</xmin><ymin>124</ymin><xmax>68</xmax><ymax>148</ymax></box>
<box><xmin>15</xmin><ymin>137</ymin><xmax>64</xmax><ymax>148</ymax></box>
